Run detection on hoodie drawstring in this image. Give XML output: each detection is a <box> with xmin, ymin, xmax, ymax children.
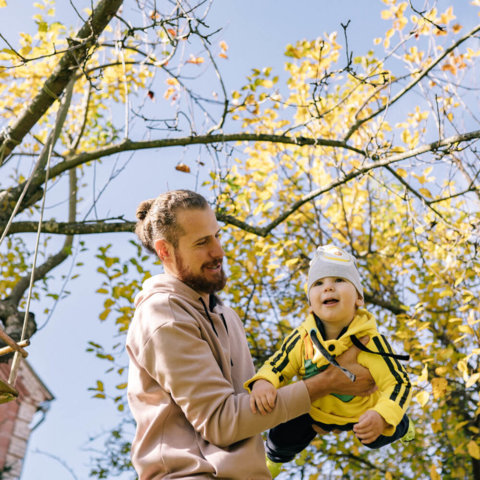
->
<box><xmin>200</xmin><ymin>297</ymin><xmax>218</xmax><ymax>336</ymax></box>
<box><xmin>200</xmin><ymin>296</ymin><xmax>233</xmax><ymax>367</ymax></box>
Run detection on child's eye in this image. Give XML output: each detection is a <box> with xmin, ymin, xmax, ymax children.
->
<box><xmin>335</xmin><ymin>278</ymin><xmax>345</xmax><ymax>283</ymax></box>
<box><xmin>314</xmin><ymin>280</ymin><xmax>323</xmax><ymax>286</ymax></box>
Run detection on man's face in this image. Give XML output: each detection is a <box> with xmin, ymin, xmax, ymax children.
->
<box><xmin>171</xmin><ymin>207</ymin><xmax>226</xmax><ymax>295</ymax></box>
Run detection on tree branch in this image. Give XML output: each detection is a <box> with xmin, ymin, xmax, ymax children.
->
<box><xmin>344</xmin><ymin>23</ymin><xmax>480</xmax><ymax>141</ymax></box>
<box><xmin>0</xmin><ymin>220</ymin><xmax>135</xmax><ymax>236</ymax></box>
<box><xmin>216</xmin><ymin>128</ymin><xmax>480</xmax><ymax>236</ymax></box>
<box><xmin>48</xmin><ymin>133</ymin><xmax>363</xmax><ymax>179</ymax></box>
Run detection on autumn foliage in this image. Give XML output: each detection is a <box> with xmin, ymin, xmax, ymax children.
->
<box><xmin>1</xmin><ymin>0</ymin><xmax>480</xmax><ymax>479</ymax></box>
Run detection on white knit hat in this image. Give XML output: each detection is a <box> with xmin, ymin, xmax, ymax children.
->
<box><xmin>307</xmin><ymin>245</ymin><xmax>363</xmax><ymax>299</ymax></box>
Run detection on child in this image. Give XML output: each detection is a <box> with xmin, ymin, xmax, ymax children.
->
<box><xmin>245</xmin><ymin>245</ymin><xmax>414</xmax><ymax>477</ymax></box>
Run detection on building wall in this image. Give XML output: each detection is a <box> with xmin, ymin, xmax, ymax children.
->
<box><xmin>0</xmin><ymin>360</ymin><xmax>53</xmax><ymax>480</ymax></box>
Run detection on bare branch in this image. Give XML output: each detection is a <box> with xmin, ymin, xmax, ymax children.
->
<box><xmin>47</xmin><ymin>133</ymin><xmax>365</xmax><ymax>180</ymax></box>
<box><xmin>1</xmin><ymin>219</ymin><xmax>135</xmax><ymax>236</ymax></box>
<box><xmin>344</xmin><ymin>23</ymin><xmax>480</xmax><ymax>140</ymax></box>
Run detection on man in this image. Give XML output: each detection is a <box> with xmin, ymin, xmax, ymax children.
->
<box><xmin>126</xmin><ymin>190</ymin><xmax>374</xmax><ymax>479</ymax></box>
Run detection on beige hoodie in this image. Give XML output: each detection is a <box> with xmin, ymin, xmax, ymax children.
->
<box><xmin>126</xmin><ymin>274</ymin><xmax>311</xmax><ymax>479</ymax></box>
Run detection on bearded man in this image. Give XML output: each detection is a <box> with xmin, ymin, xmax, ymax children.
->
<box><xmin>126</xmin><ymin>189</ymin><xmax>374</xmax><ymax>479</ymax></box>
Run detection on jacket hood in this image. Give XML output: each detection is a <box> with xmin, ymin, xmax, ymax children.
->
<box><xmin>304</xmin><ymin>308</ymin><xmax>378</xmax><ymax>340</ymax></box>
<box><xmin>346</xmin><ymin>309</ymin><xmax>378</xmax><ymax>337</ymax></box>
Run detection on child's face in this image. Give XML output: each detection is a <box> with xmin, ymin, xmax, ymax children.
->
<box><xmin>309</xmin><ymin>276</ymin><xmax>364</xmax><ymax>327</ymax></box>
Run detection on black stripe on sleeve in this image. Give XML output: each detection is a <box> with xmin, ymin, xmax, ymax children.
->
<box><xmin>270</xmin><ymin>331</ymin><xmax>302</xmax><ymax>374</ymax></box>
<box><xmin>373</xmin><ymin>336</ymin><xmax>411</xmax><ymax>408</ymax></box>
<box><xmin>380</xmin><ymin>335</ymin><xmax>412</xmax><ymax>408</ymax></box>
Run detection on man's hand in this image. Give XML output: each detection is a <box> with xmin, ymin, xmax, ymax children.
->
<box><xmin>303</xmin><ymin>336</ymin><xmax>376</xmax><ymax>401</ymax></box>
<box><xmin>353</xmin><ymin>410</ymin><xmax>387</xmax><ymax>444</ymax></box>
<box><xmin>249</xmin><ymin>379</ymin><xmax>277</xmax><ymax>415</ymax></box>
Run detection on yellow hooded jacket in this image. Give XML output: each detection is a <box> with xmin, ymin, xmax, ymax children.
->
<box><xmin>245</xmin><ymin>309</ymin><xmax>411</xmax><ymax>436</ymax></box>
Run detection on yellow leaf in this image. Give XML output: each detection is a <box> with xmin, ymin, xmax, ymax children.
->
<box><xmin>417</xmin><ymin>364</ymin><xmax>429</xmax><ymax>383</ymax></box>
<box><xmin>415</xmin><ymin>390</ymin><xmax>430</xmax><ymax>407</ymax></box>
<box><xmin>455</xmin><ymin>420</ymin><xmax>470</xmax><ymax>432</ymax></box>
<box><xmin>466</xmin><ymin>372</ymin><xmax>480</xmax><ymax>389</ymax></box>
<box><xmin>468</xmin><ymin>440</ymin><xmax>480</xmax><ymax>460</ymax></box>
<box><xmin>381</xmin><ymin>9</ymin><xmax>393</xmax><ymax>20</ymax></box>
<box><xmin>452</xmin><ymin>24</ymin><xmax>462</xmax><ymax>34</ymax></box>
<box><xmin>430</xmin><ymin>464</ymin><xmax>441</xmax><ymax>480</ymax></box>
<box><xmin>431</xmin><ymin>377</ymin><xmax>447</xmax><ymax>399</ymax></box>
<box><xmin>419</xmin><ymin>188</ymin><xmax>432</xmax><ymax>198</ymax></box>
<box><xmin>396</xmin><ymin>168</ymin><xmax>408</xmax><ymax>178</ymax></box>
<box><xmin>458</xmin><ymin>324</ymin><xmax>474</xmax><ymax>335</ymax></box>
<box><xmin>0</xmin><ymin>0</ymin><xmax>7</xmax><ymax>7</ymax></box>
<box><xmin>285</xmin><ymin>258</ymin><xmax>299</xmax><ymax>267</ymax></box>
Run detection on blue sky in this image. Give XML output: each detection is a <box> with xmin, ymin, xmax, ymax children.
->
<box><xmin>1</xmin><ymin>1</ymin><xmax>476</xmax><ymax>479</ymax></box>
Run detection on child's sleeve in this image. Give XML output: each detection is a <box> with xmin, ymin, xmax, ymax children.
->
<box><xmin>358</xmin><ymin>334</ymin><xmax>412</xmax><ymax>436</ymax></box>
<box><xmin>244</xmin><ymin>327</ymin><xmax>305</xmax><ymax>392</ymax></box>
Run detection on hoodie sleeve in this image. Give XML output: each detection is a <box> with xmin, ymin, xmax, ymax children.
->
<box><xmin>244</xmin><ymin>327</ymin><xmax>305</xmax><ymax>391</ymax></box>
<box><xmin>358</xmin><ymin>334</ymin><xmax>412</xmax><ymax>435</ymax></box>
<box><xmin>137</xmin><ymin>298</ymin><xmax>311</xmax><ymax>447</ymax></box>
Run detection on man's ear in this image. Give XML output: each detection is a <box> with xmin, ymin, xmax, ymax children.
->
<box><xmin>154</xmin><ymin>238</ymin><xmax>172</xmax><ymax>262</ymax></box>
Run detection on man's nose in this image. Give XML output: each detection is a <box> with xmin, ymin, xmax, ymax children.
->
<box><xmin>211</xmin><ymin>237</ymin><xmax>225</xmax><ymax>258</ymax></box>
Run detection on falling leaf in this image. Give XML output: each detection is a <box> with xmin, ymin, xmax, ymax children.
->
<box><xmin>149</xmin><ymin>10</ymin><xmax>160</xmax><ymax>20</ymax></box>
<box><xmin>175</xmin><ymin>163</ymin><xmax>190</xmax><ymax>173</ymax></box>
<box><xmin>186</xmin><ymin>54</ymin><xmax>204</xmax><ymax>65</ymax></box>
<box><xmin>147</xmin><ymin>90</ymin><xmax>155</xmax><ymax>100</ymax></box>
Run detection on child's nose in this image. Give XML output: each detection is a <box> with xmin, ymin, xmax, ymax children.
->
<box><xmin>323</xmin><ymin>281</ymin><xmax>334</xmax><ymax>291</ymax></box>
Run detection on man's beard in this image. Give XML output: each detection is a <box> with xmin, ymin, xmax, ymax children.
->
<box><xmin>174</xmin><ymin>250</ymin><xmax>227</xmax><ymax>294</ymax></box>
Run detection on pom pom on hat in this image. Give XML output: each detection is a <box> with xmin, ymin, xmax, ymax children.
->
<box><xmin>307</xmin><ymin>245</ymin><xmax>363</xmax><ymax>299</ymax></box>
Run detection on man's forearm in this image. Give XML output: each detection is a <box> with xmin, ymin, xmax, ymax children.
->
<box><xmin>303</xmin><ymin>362</ymin><xmax>375</xmax><ymax>402</ymax></box>
<box><xmin>303</xmin><ymin>368</ymin><xmax>334</xmax><ymax>401</ymax></box>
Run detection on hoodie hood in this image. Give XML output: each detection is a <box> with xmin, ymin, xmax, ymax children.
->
<box><xmin>134</xmin><ymin>273</ymin><xmax>223</xmax><ymax>311</ymax></box>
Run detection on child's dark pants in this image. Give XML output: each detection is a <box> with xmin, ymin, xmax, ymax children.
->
<box><xmin>265</xmin><ymin>413</ymin><xmax>410</xmax><ymax>463</ymax></box>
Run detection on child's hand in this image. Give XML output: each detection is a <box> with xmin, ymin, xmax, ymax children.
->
<box><xmin>353</xmin><ymin>410</ymin><xmax>388</xmax><ymax>444</ymax></box>
<box><xmin>250</xmin><ymin>379</ymin><xmax>277</xmax><ymax>415</ymax></box>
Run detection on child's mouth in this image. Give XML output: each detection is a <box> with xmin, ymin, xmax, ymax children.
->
<box><xmin>323</xmin><ymin>298</ymin><xmax>338</xmax><ymax>305</ymax></box>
